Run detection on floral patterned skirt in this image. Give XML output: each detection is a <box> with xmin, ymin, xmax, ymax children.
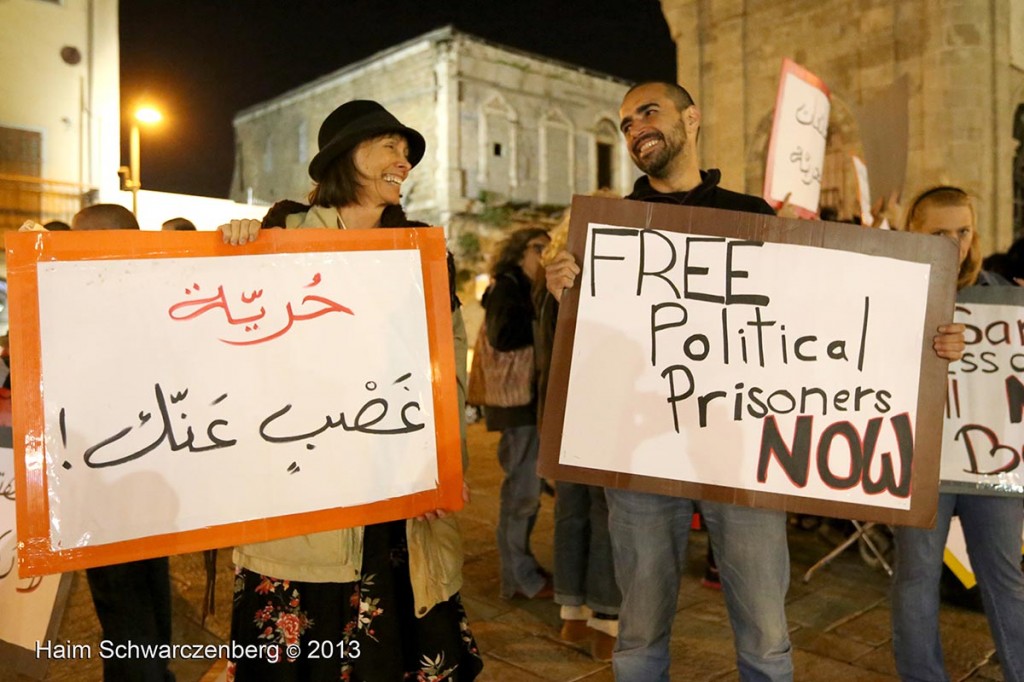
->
<box><xmin>228</xmin><ymin>521</ymin><xmax>483</xmax><ymax>681</ymax></box>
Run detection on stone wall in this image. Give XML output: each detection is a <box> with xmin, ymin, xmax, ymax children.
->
<box><xmin>660</xmin><ymin>0</ymin><xmax>1024</xmax><ymax>250</ymax></box>
<box><xmin>230</xmin><ymin>27</ymin><xmax>640</xmax><ymax>229</ymax></box>
<box><xmin>230</xmin><ymin>39</ymin><xmax>440</xmax><ymax>219</ymax></box>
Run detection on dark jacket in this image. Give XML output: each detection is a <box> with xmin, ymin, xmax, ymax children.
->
<box><xmin>627</xmin><ymin>169</ymin><xmax>775</xmax><ymax>216</ymax></box>
<box><xmin>482</xmin><ymin>267</ymin><xmax>538</xmax><ymax>431</ymax></box>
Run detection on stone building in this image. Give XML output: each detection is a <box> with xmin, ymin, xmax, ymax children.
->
<box><xmin>660</xmin><ymin>0</ymin><xmax>1024</xmax><ymax>250</ymax></box>
<box><xmin>230</xmin><ymin>26</ymin><xmax>638</xmax><ymax>227</ymax></box>
<box><xmin>0</xmin><ymin>0</ymin><xmax>121</xmax><ymax>231</ymax></box>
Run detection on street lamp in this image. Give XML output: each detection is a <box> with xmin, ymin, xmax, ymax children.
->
<box><xmin>124</xmin><ymin>106</ymin><xmax>162</xmax><ymax>216</ymax></box>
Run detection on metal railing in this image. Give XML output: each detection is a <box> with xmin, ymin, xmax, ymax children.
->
<box><xmin>0</xmin><ymin>174</ymin><xmax>92</xmax><ymax>232</ymax></box>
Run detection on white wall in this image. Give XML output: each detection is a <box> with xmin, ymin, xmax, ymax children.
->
<box><xmin>0</xmin><ymin>0</ymin><xmax>120</xmax><ymax>192</ymax></box>
<box><xmin>101</xmin><ymin>189</ymin><xmax>269</xmax><ymax>231</ymax></box>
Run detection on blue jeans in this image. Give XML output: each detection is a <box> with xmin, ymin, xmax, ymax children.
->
<box><xmin>607</xmin><ymin>490</ymin><xmax>793</xmax><ymax>682</ymax></box>
<box><xmin>892</xmin><ymin>493</ymin><xmax>1024</xmax><ymax>682</ymax></box>
<box><xmin>553</xmin><ymin>482</ymin><xmax>621</xmax><ymax>615</ymax></box>
<box><xmin>496</xmin><ymin>424</ymin><xmax>545</xmax><ymax>597</ymax></box>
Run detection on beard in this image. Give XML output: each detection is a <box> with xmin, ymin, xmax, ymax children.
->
<box><xmin>632</xmin><ymin>121</ymin><xmax>687</xmax><ymax>179</ymax></box>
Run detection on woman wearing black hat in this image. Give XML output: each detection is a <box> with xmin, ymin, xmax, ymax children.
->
<box><xmin>220</xmin><ymin>101</ymin><xmax>482</xmax><ymax>681</ymax></box>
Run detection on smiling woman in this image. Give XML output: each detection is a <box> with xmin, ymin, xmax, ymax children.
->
<box><xmin>218</xmin><ymin>100</ymin><xmax>482</xmax><ymax>682</ymax></box>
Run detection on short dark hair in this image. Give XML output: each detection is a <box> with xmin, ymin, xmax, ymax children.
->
<box><xmin>308</xmin><ymin>146</ymin><xmax>361</xmax><ymax>208</ymax></box>
<box><xmin>71</xmin><ymin>204</ymin><xmax>139</xmax><ymax>231</ymax></box>
<box><xmin>161</xmin><ymin>217</ymin><xmax>196</xmax><ymax>231</ymax></box>
<box><xmin>492</xmin><ymin>227</ymin><xmax>550</xmax><ymax>276</ymax></box>
<box><xmin>625</xmin><ymin>81</ymin><xmax>696</xmax><ymax>112</ymax></box>
<box><xmin>43</xmin><ymin>220</ymin><xmax>71</xmax><ymax>231</ymax></box>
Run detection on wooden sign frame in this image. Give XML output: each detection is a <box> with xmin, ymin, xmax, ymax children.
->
<box><xmin>538</xmin><ymin>195</ymin><xmax>957</xmax><ymax>528</ymax></box>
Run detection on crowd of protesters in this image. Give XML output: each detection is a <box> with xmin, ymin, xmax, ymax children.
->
<box><xmin>9</xmin><ymin>78</ymin><xmax>1024</xmax><ymax>682</ymax></box>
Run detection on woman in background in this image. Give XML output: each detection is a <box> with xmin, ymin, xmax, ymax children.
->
<box><xmin>219</xmin><ymin>99</ymin><xmax>481</xmax><ymax>682</ymax></box>
<box><xmin>891</xmin><ymin>185</ymin><xmax>1024</xmax><ymax>682</ymax></box>
<box><xmin>481</xmin><ymin>227</ymin><xmax>552</xmax><ymax>601</ymax></box>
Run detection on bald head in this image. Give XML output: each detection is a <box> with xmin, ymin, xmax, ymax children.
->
<box><xmin>161</xmin><ymin>217</ymin><xmax>196</xmax><ymax>231</ymax></box>
<box><xmin>71</xmin><ymin>204</ymin><xmax>139</xmax><ymax>231</ymax></box>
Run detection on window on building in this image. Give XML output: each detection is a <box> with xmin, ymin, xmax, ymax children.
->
<box><xmin>480</xmin><ymin>93</ymin><xmax>517</xmax><ymax>197</ymax></box>
<box><xmin>263</xmin><ymin>136</ymin><xmax>273</xmax><ymax>173</ymax></box>
<box><xmin>596</xmin><ymin>142</ymin><xmax>614</xmax><ymax>190</ymax></box>
<box><xmin>0</xmin><ymin>126</ymin><xmax>42</xmax><ymax>177</ymax></box>
<box><xmin>297</xmin><ymin>120</ymin><xmax>309</xmax><ymax>165</ymax></box>
<box><xmin>0</xmin><ymin>126</ymin><xmax>43</xmax><ymax>232</ymax></box>
<box><xmin>594</xmin><ymin>119</ymin><xmax>619</xmax><ymax>192</ymax></box>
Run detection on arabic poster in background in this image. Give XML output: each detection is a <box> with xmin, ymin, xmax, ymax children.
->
<box><xmin>538</xmin><ymin>196</ymin><xmax>958</xmax><ymax>527</ymax></box>
<box><xmin>940</xmin><ymin>286</ymin><xmax>1024</xmax><ymax>496</ymax></box>
<box><xmin>763</xmin><ymin>58</ymin><xmax>831</xmax><ymax>219</ymax></box>
<box><xmin>0</xmin><ymin>414</ymin><xmax>73</xmax><ymax>679</ymax></box>
<box><xmin>8</xmin><ymin>228</ymin><xmax>462</xmax><ymax>576</ymax></box>
<box><xmin>851</xmin><ymin>155</ymin><xmax>873</xmax><ymax>226</ymax></box>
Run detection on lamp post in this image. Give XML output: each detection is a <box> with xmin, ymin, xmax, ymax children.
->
<box><xmin>126</xmin><ymin>106</ymin><xmax>162</xmax><ymax>216</ymax></box>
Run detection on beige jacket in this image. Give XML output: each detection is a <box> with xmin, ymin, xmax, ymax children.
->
<box><xmin>233</xmin><ymin>205</ymin><xmax>470</xmax><ymax>617</ymax></box>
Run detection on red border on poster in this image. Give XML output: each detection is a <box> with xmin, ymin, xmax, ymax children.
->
<box><xmin>763</xmin><ymin>58</ymin><xmax>832</xmax><ymax>220</ymax></box>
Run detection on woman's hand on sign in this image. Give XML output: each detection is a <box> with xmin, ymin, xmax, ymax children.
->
<box><xmin>217</xmin><ymin>219</ymin><xmax>261</xmax><ymax>246</ymax></box>
<box><xmin>933</xmin><ymin>323</ymin><xmax>966</xmax><ymax>361</ymax></box>
<box><xmin>545</xmin><ymin>250</ymin><xmax>580</xmax><ymax>303</ymax></box>
<box><xmin>415</xmin><ymin>482</ymin><xmax>471</xmax><ymax>522</ymax></box>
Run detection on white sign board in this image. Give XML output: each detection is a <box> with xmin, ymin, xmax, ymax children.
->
<box><xmin>0</xmin><ymin>429</ymin><xmax>70</xmax><ymax>677</ymax></box>
<box><xmin>37</xmin><ymin>250</ymin><xmax>439</xmax><ymax>549</ymax></box>
<box><xmin>557</xmin><ymin>223</ymin><xmax>929</xmax><ymax>509</ymax></box>
<box><xmin>764</xmin><ymin>59</ymin><xmax>832</xmax><ymax>218</ymax></box>
<box><xmin>851</xmin><ymin>155</ymin><xmax>873</xmax><ymax>226</ymax></box>
<box><xmin>941</xmin><ymin>287</ymin><xmax>1024</xmax><ymax>495</ymax></box>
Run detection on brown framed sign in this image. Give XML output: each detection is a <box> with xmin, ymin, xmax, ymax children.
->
<box><xmin>538</xmin><ymin>195</ymin><xmax>958</xmax><ymax>528</ymax></box>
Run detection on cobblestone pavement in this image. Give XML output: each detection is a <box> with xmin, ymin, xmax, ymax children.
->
<box><xmin>7</xmin><ymin>422</ymin><xmax>1007</xmax><ymax>681</ymax></box>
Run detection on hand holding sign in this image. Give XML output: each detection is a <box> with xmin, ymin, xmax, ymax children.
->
<box><xmin>218</xmin><ymin>218</ymin><xmax>262</xmax><ymax>245</ymax></box>
<box><xmin>545</xmin><ymin>250</ymin><xmax>581</xmax><ymax>304</ymax></box>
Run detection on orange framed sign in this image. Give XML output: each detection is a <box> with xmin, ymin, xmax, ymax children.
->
<box><xmin>7</xmin><ymin>228</ymin><xmax>463</xmax><ymax>577</ymax></box>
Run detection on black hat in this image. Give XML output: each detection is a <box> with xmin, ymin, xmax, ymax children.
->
<box><xmin>308</xmin><ymin>100</ymin><xmax>426</xmax><ymax>182</ymax></box>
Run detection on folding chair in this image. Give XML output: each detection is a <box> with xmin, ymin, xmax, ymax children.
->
<box><xmin>802</xmin><ymin>520</ymin><xmax>893</xmax><ymax>583</ymax></box>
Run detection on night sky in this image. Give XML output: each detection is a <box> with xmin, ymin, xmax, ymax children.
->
<box><xmin>119</xmin><ymin>1</ymin><xmax>676</xmax><ymax>198</ymax></box>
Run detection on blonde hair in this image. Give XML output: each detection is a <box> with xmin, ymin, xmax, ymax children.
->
<box><xmin>903</xmin><ymin>185</ymin><xmax>981</xmax><ymax>289</ymax></box>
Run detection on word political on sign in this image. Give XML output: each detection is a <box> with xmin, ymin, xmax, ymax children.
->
<box><xmin>940</xmin><ymin>288</ymin><xmax>1024</xmax><ymax>495</ymax></box>
<box><xmin>556</xmin><ymin>219</ymin><xmax>930</xmax><ymax>511</ymax></box>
